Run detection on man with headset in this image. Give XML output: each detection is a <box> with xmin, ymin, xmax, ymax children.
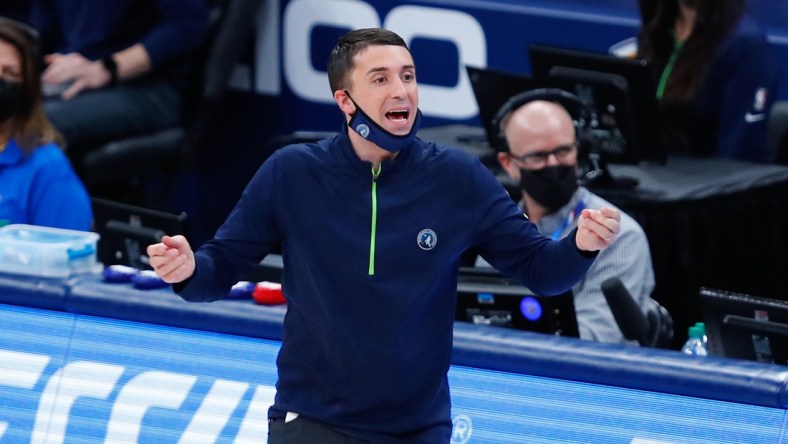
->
<box><xmin>491</xmin><ymin>89</ymin><xmax>656</xmax><ymax>344</ymax></box>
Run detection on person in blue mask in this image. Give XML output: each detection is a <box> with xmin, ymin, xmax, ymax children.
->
<box><xmin>0</xmin><ymin>17</ymin><xmax>91</xmax><ymax>231</ymax></box>
<box><xmin>638</xmin><ymin>0</ymin><xmax>778</xmax><ymax>162</ymax></box>
<box><xmin>147</xmin><ymin>28</ymin><xmax>622</xmax><ymax>444</ymax></box>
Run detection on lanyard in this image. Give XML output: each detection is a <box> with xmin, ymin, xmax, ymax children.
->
<box><xmin>549</xmin><ymin>200</ymin><xmax>586</xmax><ymax>240</ymax></box>
<box><xmin>656</xmin><ymin>38</ymin><xmax>684</xmax><ymax>100</ymax></box>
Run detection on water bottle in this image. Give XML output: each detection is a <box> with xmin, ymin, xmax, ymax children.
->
<box><xmin>681</xmin><ymin>325</ymin><xmax>708</xmax><ymax>356</ymax></box>
<box><xmin>694</xmin><ymin>322</ymin><xmax>708</xmax><ymax>348</ymax></box>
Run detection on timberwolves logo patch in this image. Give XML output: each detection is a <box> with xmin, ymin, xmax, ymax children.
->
<box><xmin>355</xmin><ymin>124</ymin><xmax>370</xmax><ymax>138</ymax></box>
<box><xmin>417</xmin><ymin>229</ymin><xmax>437</xmax><ymax>250</ymax></box>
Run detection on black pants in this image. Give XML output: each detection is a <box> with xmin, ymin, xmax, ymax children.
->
<box><xmin>268</xmin><ymin>416</ymin><xmax>370</xmax><ymax>444</ymax></box>
<box><xmin>44</xmin><ymin>77</ymin><xmax>181</xmax><ymax>150</ymax></box>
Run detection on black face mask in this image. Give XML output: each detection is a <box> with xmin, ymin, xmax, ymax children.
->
<box><xmin>0</xmin><ymin>78</ymin><xmax>24</xmax><ymax>124</ymax></box>
<box><xmin>519</xmin><ymin>165</ymin><xmax>579</xmax><ymax>212</ymax></box>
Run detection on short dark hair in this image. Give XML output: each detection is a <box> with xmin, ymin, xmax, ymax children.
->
<box><xmin>327</xmin><ymin>28</ymin><xmax>409</xmax><ymax>93</ymax></box>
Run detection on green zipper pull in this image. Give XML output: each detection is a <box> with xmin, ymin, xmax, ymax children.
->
<box><xmin>368</xmin><ymin>164</ymin><xmax>381</xmax><ymax>276</ymax></box>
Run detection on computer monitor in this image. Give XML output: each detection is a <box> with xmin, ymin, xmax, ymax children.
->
<box><xmin>91</xmin><ymin>198</ymin><xmax>188</xmax><ymax>270</ymax></box>
<box><xmin>456</xmin><ymin>267</ymin><xmax>579</xmax><ymax>337</ymax></box>
<box><xmin>528</xmin><ymin>44</ymin><xmax>666</xmax><ymax>185</ymax></box>
<box><xmin>466</xmin><ymin>65</ymin><xmax>540</xmax><ymax>149</ymax></box>
<box><xmin>698</xmin><ymin>287</ymin><xmax>788</xmax><ymax>365</ymax></box>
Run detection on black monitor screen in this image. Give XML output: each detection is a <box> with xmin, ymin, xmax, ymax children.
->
<box><xmin>456</xmin><ymin>267</ymin><xmax>579</xmax><ymax>337</ymax></box>
<box><xmin>91</xmin><ymin>198</ymin><xmax>188</xmax><ymax>270</ymax></box>
<box><xmin>529</xmin><ymin>44</ymin><xmax>666</xmax><ymax>167</ymax></box>
<box><xmin>699</xmin><ymin>287</ymin><xmax>788</xmax><ymax>365</ymax></box>
<box><xmin>466</xmin><ymin>65</ymin><xmax>539</xmax><ymax>149</ymax></box>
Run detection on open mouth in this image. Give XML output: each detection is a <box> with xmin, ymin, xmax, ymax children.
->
<box><xmin>385</xmin><ymin>109</ymin><xmax>410</xmax><ymax>122</ymax></box>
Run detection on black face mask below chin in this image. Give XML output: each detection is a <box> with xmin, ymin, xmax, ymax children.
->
<box><xmin>519</xmin><ymin>165</ymin><xmax>579</xmax><ymax>212</ymax></box>
<box><xmin>0</xmin><ymin>79</ymin><xmax>23</xmax><ymax>125</ymax></box>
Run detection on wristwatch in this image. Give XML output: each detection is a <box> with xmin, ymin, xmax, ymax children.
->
<box><xmin>101</xmin><ymin>56</ymin><xmax>118</xmax><ymax>86</ymax></box>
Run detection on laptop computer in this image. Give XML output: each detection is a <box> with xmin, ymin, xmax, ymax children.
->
<box><xmin>456</xmin><ymin>267</ymin><xmax>579</xmax><ymax>337</ymax></box>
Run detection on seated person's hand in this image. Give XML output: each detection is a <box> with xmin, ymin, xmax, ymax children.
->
<box><xmin>42</xmin><ymin>52</ymin><xmax>112</xmax><ymax>100</ymax></box>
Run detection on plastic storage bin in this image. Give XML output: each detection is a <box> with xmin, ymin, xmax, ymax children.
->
<box><xmin>0</xmin><ymin>224</ymin><xmax>100</xmax><ymax>278</ymax></box>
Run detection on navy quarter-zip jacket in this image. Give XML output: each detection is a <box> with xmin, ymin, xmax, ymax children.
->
<box><xmin>177</xmin><ymin>127</ymin><xmax>596</xmax><ymax>442</ymax></box>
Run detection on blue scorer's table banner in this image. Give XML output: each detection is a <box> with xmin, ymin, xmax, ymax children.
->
<box><xmin>0</xmin><ymin>304</ymin><xmax>274</xmax><ymax>443</ymax></box>
<box><xmin>1</xmin><ymin>303</ymin><xmax>786</xmax><ymax>443</ymax></box>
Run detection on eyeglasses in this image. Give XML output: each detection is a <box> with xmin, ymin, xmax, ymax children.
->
<box><xmin>509</xmin><ymin>143</ymin><xmax>577</xmax><ymax>168</ymax></box>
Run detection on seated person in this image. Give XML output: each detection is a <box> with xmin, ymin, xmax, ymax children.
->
<box><xmin>28</xmin><ymin>0</ymin><xmax>210</xmax><ymax>151</ymax></box>
<box><xmin>486</xmin><ymin>94</ymin><xmax>655</xmax><ymax>344</ymax></box>
<box><xmin>637</xmin><ymin>0</ymin><xmax>778</xmax><ymax>163</ymax></box>
<box><xmin>0</xmin><ymin>18</ymin><xmax>91</xmax><ymax>231</ymax></box>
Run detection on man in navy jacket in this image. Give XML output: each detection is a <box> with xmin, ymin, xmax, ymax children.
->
<box><xmin>148</xmin><ymin>28</ymin><xmax>622</xmax><ymax>444</ymax></box>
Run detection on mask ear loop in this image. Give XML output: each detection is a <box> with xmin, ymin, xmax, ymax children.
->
<box><xmin>343</xmin><ymin>90</ymin><xmax>359</xmax><ymax>115</ymax></box>
<box><xmin>342</xmin><ymin>90</ymin><xmax>364</xmax><ymax>138</ymax></box>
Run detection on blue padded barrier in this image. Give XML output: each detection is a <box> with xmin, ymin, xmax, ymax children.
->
<box><xmin>0</xmin><ymin>272</ymin><xmax>69</xmax><ymax>311</ymax></box>
<box><xmin>4</xmin><ymin>271</ymin><xmax>788</xmax><ymax>411</ymax></box>
<box><xmin>66</xmin><ymin>274</ymin><xmax>285</xmax><ymax>340</ymax></box>
<box><xmin>452</xmin><ymin>322</ymin><xmax>788</xmax><ymax>409</ymax></box>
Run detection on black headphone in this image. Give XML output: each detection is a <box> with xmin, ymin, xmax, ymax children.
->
<box><xmin>490</xmin><ymin>88</ymin><xmax>595</xmax><ymax>157</ymax></box>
